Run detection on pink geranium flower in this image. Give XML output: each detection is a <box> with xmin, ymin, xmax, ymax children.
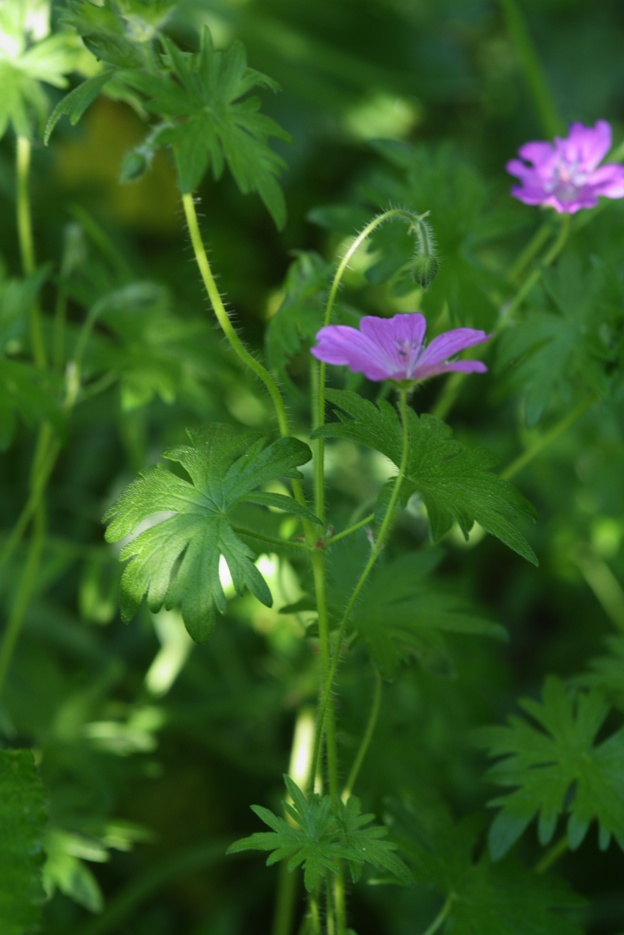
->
<box><xmin>311</xmin><ymin>313</ymin><xmax>491</xmax><ymax>384</ymax></box>
<box><xmin>507</xmin><ymin>120</ymin><xmax>624</xmax><ymax>214</ymax></box>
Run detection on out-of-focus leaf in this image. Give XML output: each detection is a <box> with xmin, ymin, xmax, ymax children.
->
<box><xmin>0</xmin><ymin>749</ymin><xmax>47</xmax><ymax>935</ymax></box>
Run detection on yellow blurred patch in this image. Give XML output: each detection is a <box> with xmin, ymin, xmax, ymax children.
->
<box><xmin>54</xmin><ymin>97</ymin><xmax>181</xmax><ymax>235</ymax></box>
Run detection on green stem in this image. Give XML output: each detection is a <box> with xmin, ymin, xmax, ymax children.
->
<box><xmin>342</xmin><ymin>667</ymin><xmax>382</xmax><ymax>800</ymax></box>
<box><xmin>0</xmin><ymin>503</ymin><xmax>45</xmax><ymax>696</ymax></box>
<box><xmin>502</xmin><ymin>213</ymin><xmax>571</xmax><ymax>323</ymax></box>
<box><xmin>327</xmin><ymin>513</ymin><xmax>375</xmax><ymax>547</ymax></box>
<box><xmin>314</xmin><ymin>207</ymin><xmax>427</xmax><ymax>524</ymax></box>
<box><xmin>421</xmin><ymin>894</ymin><xmax>454</xmax><ymax>935</ymax></box>
<box><xmin>16</xmin><ymin>135</ymin><xmax>46</xmax><ymax>367</ymax></box>
<box><xmin>272</xmin><ymin>861</ymin><xmax>300</xmax><ymax>935</ymax></box>
<box><xmin>507</xmin><ymin>221</ymin><xmax>551</xmax><ymax>284</ymax></box>
<box><xmin>309</xmin><ymin>550</ymin><xmax>339</xmax><ymax>802</ymax></box>
<box><xmin>535</xmin><ymin>835</ymin><xmax>568</xmax><ymax>874</ymax></box>
<box><xmin>310</xmin><ymin>388</ymin><xmax>411</xmax><ymax>793</ymax></box>
<box><xmin>500</xmin><ymin>394</ymin><xmax>594</xmax><ymax>481</ymax></box>
<box><xmin>498</xmin><ymin>0</ymin><xmax>560</xmax><ymax>137</ymax></box>
<box><xmin>231</xmin><ymin>526</ymin><xmax>309</xmax><ymax>552</ymax></box>
<box><xmin>182</xmin><ymin>192</ymin><xmax>290</xmax><ymax>438</ymax></box>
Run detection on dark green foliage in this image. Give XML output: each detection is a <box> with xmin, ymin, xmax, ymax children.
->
<box><xmin>125</xmin><ymin>28</ymin><xmax>290</xmax><ymax>222</ymax></box>
<box><xmin>496</xmin><ymin>255</ymin><xmax>614</xmax><ymax>425</ymax></box>
<box><xmin>228</xmin><ymin>775</ymin><xmax>412</xmax><ymax>893</ymax></box>
<box><xmin>104</xmin><ymin>425</ymin><xmax>316</xmax><ymax>640</ymax></box>
<box><xmin>0</xmin><ymin>750</ymin><xmax>48</xmax><ymax>935</ymax></box>
<box><xmin>317</xmin><ymin>390</ymin><xmax>537</xmax><ymax>565</ymax></box>
<box><xmin>348</xmin><ymin>552</ymin><xmax>506</xmax><ymax>680</ymax></box>
<box><xmin>389</xmin><ymin>795</ymin><xmax>584</xmax><ymax>935</ymax></box>
<box><xmin>475</xmin><ymin>676</ymin><xmax>624</xmax><ymax>858</ymax></box>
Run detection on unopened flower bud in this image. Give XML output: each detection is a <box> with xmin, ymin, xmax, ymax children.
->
<box><xmin>410</xmin><ymin>213</ymin><xmax>439</xmax><ymax>289</ymax></box>
<box><xmin>120</xmin><ymin>147</ymin><xmax>151</xmax><ymax>183</ymax></box>
<box><xmin>411</xmin><ymin>252</ymin><xmax>440</xmax><ymax>289</ymax></box>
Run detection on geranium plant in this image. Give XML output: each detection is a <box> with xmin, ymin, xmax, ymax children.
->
<box><xmin>2</xmin><ymin>2</ymin><xmax>624</xmax><ymax>934</ymax></box>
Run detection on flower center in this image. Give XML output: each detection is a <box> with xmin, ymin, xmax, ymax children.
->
<box><xmin>549</xmin><ymin>158</ymin><xmax>587</xmax><ymax>201</ymax></box>
<box><xmin>395</xmin><ymin>338</ymin><xmax>422</xmax><ymax>376</ymax></box>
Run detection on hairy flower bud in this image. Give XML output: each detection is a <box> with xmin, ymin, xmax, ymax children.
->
<box><xmin>410</xmin><ymin>213</ymin><xmax>439</xmax><ymax>289</ymax></box>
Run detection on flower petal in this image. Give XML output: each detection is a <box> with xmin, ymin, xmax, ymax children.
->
<box><xmin>567</xmin><ymin>120</ymin><xmax>612</xmax><ymax>172</ymax></box>
<box><xmin>311</xmin><ymin>324</ymin><xmax>390</xmax><ymax>380</ymax></box>
<box><xmin>417</xmin><ymin>328</ymin><xmax>491</xmax><ymax>369</ymax></box>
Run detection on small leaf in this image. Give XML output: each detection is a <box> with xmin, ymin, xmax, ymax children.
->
<box><xmin>228</xmin><ymin>776</ymin><xmax>411</xmax><ymax>894</ymax></box>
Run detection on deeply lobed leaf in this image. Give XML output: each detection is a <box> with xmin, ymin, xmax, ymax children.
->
<box><xmin>104</xmin><ymin>425</ymin><xmax>315</xmax><ymax>641</ymax></box>
<box><xmin>227</xmin><ymin>775</ymin><xmax>411</xmax><ymax>893</ymax></box>
<box><xmin>316</xmin><ymin>390</ymin><xmax>537</xmax><ymax>565</ymax></box>
<box><xmin>474</xmin><ymin>676</ymin><xmax>624</xmax><ymax>858</ymax></box>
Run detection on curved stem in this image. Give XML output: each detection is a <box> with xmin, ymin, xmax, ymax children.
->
<box><xmin>507</xmin><ymin>221</ymin><xmax>551</xmax><ymax>284</ymax></box>
<box><xmin>182</xmin><ymin>193</ymin><xmax>290</xmax><ymax>438</ymax></box>
<box><xmin>342</xmin><ymin>666</ymin><xmax>382</xmax><ymax>800</ymax></box>
<box><xmin>421</xmin><ymin>894</ymin><xmax>454</xmax><ymax>935</ymax></box>
<box><xmin>500</xmin><ymin>394</ymin><xmax>594</xmax><ymax>480</ymax></box>
<box><xmin>310</xmin><ymin>388</ymin><xmax>411</xmax><ymax>790</ymax></box>
<box><xmin>314</xmin><ymin>207</ymin><xmax>427</xmax><ymax>524</ymax></box>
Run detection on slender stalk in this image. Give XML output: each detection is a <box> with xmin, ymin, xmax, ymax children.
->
<box><xmin>182</xmin><ymin>193</ymin><xmax>290</xmax><ymax>438</ymax></box>
<box><xmin>498</xmin><ymin>0</ymin><xmax>560</xmax><ymax>138</ymax></box>
<box><xmin>342</xmin><ymin>667</ymin><xmax>382</xmax><ymax>800</ymax></box>
<box><xmin>421</xmin><ymin>894</ymin><xmax>454</xmax><ymax>935</ymax></box>
<box><xmin>501</xmin><ymin>213</ymin><xmax>571</xmax><ymax>324</ymax></box>
<box><xmin>507</xmin><ymin>221</ymin><xmax>551</xmax><ymax>284</ymax></box>
<box><xmin>16</xmin><ymin>135</ymin><xmax>46</xmax><ymax>367</ymax></box>
<box><xmin>500</xmin><ymin>394</ymin><xmax>594</xmax><ymax>481</ymax></box>
<box><xmin>272</xmin><ymin>862</ymin><xmax>300</xmax><ymax>935</ymax></box>
<box><xmin>535</xmin><ymin>835</ymin><xmax>568</xmax><ymax>874</ymax></box>
<box><xmin>0</xmin><ymin>506</ymin><xmax>45</xmax><ymax>695</ymax></box>
<box><xmin>327</xmin><ymin>514</ymin><xmax>375</xmax><ymax>547</ymax></box>
<box><xmin>310</xmin><ymin>389</ymin><xmax>411</xmax><ymax>790</ymax></box>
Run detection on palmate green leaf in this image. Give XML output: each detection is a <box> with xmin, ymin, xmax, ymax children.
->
<box><xmin>0</xmin><ymin>750</ymin><xmax>48</xmax><ymax>935</ymax></box>
<box><xmin>474</xmin><ymin>676</ymin><xmax>624</xmax><ymax>859</ymax></box>
<box><xmin>316</xmin><ymin>390</ymin><xmax>537</xmax><ymax>565</ymax></box>
<box><xmin>349</xmin><ymin>552</ymin><xmax>506</xmax><ymax>680</ymax></box>
<box><xmin>227</xmin><ymin>775</ymin><xmax>411</xmax><ymax>894</ymax></box>
<box><xmin>496</xmin><ymin>255</ymin><xmax>611</xmax><ymax>426</ymax></box>
<box><xmin>104</xmin><ymin>425</ymin><xmax>316</xmax><ymax>642</ymax></box>
<box><xmin>388</xmin><ymin>795</ymin><xmax>584</xmax><ymax>935</ymax></box>
<box><xmin>118</xmin><ymin>27</ymin><xmax>290</xmax><ymax>225</ymax></box>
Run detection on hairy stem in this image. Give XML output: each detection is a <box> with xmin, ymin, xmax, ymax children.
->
<box><xmin>182</xmin><ymin>192</ymin><xmax>290</xmax><ymax>437</ymax></box>
<box><xmin>310</xmin><ymin>389</ymin><xmax>411</xmax><ymax>795</ymax></box>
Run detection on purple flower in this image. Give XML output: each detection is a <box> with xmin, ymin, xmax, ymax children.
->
<box><xmin>507</xmin><ymin>120</ymin><xmax>624</xmax><ymax>213</ymax></box>
<box><xmin>311</xmin><ymin>313</ymin><xmax>491</xmax><ymax>383</ymax></box>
